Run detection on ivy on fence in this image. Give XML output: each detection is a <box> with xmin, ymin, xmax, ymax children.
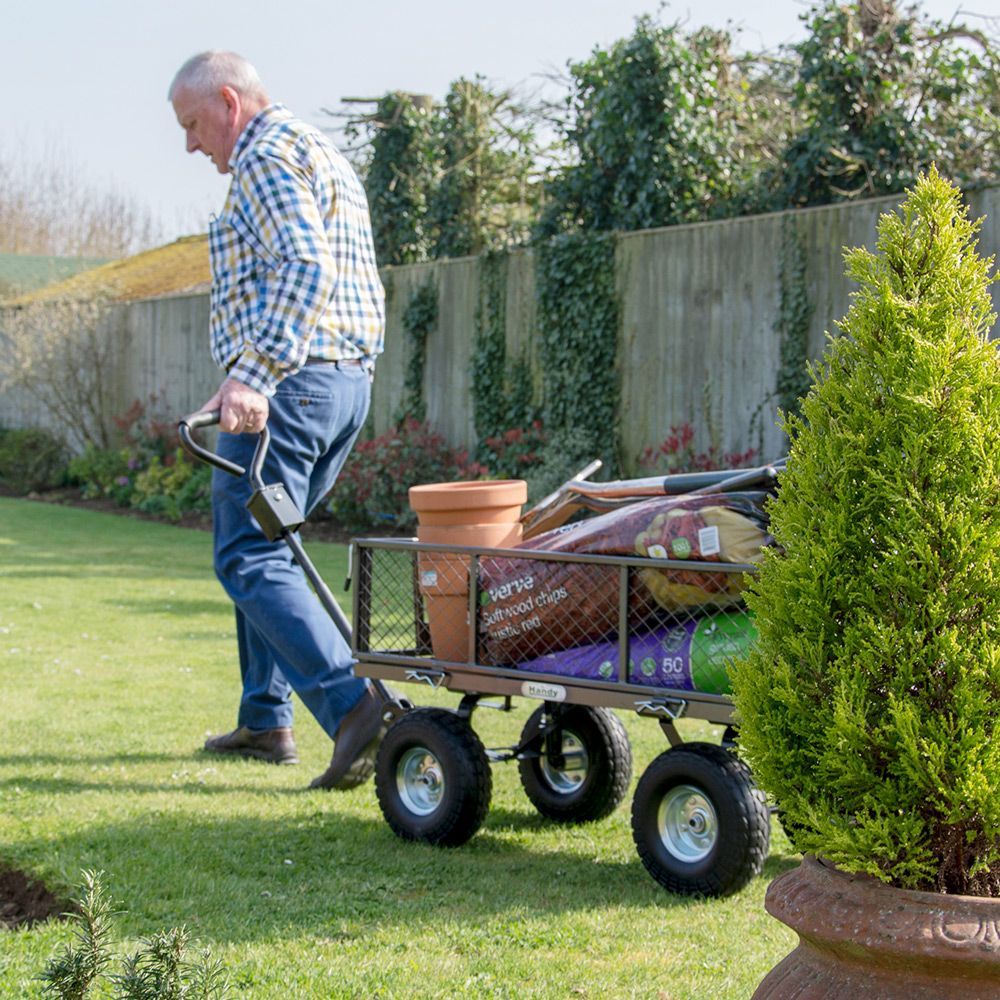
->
<box><xmin>471</xmin><ymin>250</ymin><xmax>537</xmax><ymax>457</ymax></box>
<box><xmin>395</xmin><ymin>280</ymin><xmax>437</xmax><ymax>424</ymax></box>
<box><xmin>534</xmin><ymin>231</ymin><xmax>621</xmax><ymax>473</ymax></box>
<box><xmin>774</xmin><ymin>217</ymin><xmax>815</xmax><ymax>419</ymax></box>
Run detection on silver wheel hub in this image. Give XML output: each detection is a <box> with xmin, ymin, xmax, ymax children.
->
<box><xmin>540</xmin><ymin>730</ymin><xmax>588</xmax><ymax>794</ymax></box>
<box><xmin>658</xmin><ymin>784</ymin><xmax>718</xmax><ymax>862</ymax></box>
<box><xmin>397</xmin><ymin>746</ymin><xmax>444</xmax><ymax>816</ymax></box>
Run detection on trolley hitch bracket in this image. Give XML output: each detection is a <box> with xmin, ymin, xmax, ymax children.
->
<box><xmin>635</xmin><ymin>698</ymin><xmax>689</xmax><ymax>721</ymax></box>
<box><xmin>404</xmin><ymin>668</ymin><xmax>447</xmax><ymax>688</ymax></box>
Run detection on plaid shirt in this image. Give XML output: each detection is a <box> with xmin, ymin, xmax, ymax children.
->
<box><xmin>208</xmin><ymin>104</ymin><xmax>384</xmax><ymax>395</ymax></box>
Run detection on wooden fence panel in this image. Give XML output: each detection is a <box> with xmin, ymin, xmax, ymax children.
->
<box><xmin>2</xmin><ymin>185</ymin><xmax>996</xmax><ymax>473</ymax></box>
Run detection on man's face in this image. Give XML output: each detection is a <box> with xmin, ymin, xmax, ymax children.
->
<box><xmin>172</xmin><ymin>86</ymin><xmax>239</xmax><ymax>175</ymax></box>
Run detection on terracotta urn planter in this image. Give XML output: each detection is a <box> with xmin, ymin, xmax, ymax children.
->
<box><xmin>408</xmin><ymin>480</ymin><xmax>527</xmax><ymax>662</ymax></box>
<box><xmin>753</xmin><ymin>855</ymin><xmax>1000</xmax><ymax>998</ymax></box>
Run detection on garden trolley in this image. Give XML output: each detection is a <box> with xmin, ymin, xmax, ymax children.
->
<box><xmin>350</xmin><ymin>467</ymin><xmax>778</xmax><ymax>899</ymax></box>
<box><xmin>178</xmin><ymin>411</ymin><xmax>778</xmax><ymax>899</ymax></box>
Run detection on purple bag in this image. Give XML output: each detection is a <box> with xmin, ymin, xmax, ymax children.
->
<box><xmin>515</xmin><ymin>612</ymin><xmax>756</xmax><ymax>696</ymax></box>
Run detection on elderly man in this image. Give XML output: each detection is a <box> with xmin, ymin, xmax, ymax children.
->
<box><xmin>169</xmin><ymin>50</ymin><xmax>387</xmax><ymax>790</ymax></box>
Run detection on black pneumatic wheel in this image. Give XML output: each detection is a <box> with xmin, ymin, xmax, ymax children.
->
<box><xmin>631</xmin><ymin>742</ymin><xmax>769</xmax><ymax>898</ymax></box>
<box><xmin>518</xmin><ymin>705</ymin><xmax>632</xmax><ymax>823</ymax></box>
<box><xmin>375</xmin><ymin>708</ymin><xmax>492</xmax><ymax>847</ymax></box>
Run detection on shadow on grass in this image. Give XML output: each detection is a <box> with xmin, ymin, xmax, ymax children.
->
<box><xmin>0</xmin><ymin>750</ymin><xmax>332</xmax><ymax>798</ymax></box>
<box><xmin>0</xmin><ymin>775</ymin><xmax>290</xmax><ymax>797</ymax></box>
<box><xmin>0</xmin><ymin>751</ymin><xmax>289</xmax><ymax>797</ymax></box>
<box><xmin>2</xmin><ymin>563</ymin><xmax>210</xmax><ymax>583</ymax></box>
<box><xmin>11</xmin><ymin>805</ymin><xmax>717</xmax><ymax>947</ymax></box>
<box><xmin>476</xmin><ymin>805</ymin><xmax>574</xmax><ymax>834</ymax></box>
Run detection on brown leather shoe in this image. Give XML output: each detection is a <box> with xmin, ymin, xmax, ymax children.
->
<box><xmin>309</xmin><ymin>686</ymin><xmax>389</xmax><ymax>790</ymax></box>
<box><xmin>203</xmin><ymin>726</ymin><xmax>299</xmax><ymax>765</ymax></box>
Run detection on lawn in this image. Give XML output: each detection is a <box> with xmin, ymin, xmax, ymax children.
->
<box><xmin>0</xmin><ymin>497</ymin><xmax>797</xmax><ymax>998</ymax></box>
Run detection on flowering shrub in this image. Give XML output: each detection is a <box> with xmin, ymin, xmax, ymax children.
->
<box><xmin>113</xmin><ymin>398</ymin><xmax>179</xmax><ymax>465</ymax></box>
<box><xmin>638</xmin><ymin>423</ymin><xmax>757</xmax><ymax>475</ymax></box>
<box><xmin>66</xmin><ymin>445</ymin><xmax>134</xmax><ymax>504</ymax></box>
<box><xmin>65</xmin><ymin>399</ymin><xmax>211</xmax><ymax>521</ymax></box>
<box><xmin>130</xmin><ymin>450</ymin><xmax>212</xmax><ymax>521</ymax></box>
<box><xmin>68</xmin><ymin>445</ymin><xmax>211</xmax><ymax>521</ymax></box>
<box><xmin>67</xmin><ymin>399</ymin><xmax>180</xmax><ymax>505</ymax></box>
<box><xmin>478</xmin><ymin>421</ymin><xmax>547</xmax><ymax>479</ymax></box>
<box><xmin>327</xmin><ymin>418</ymin><xmax>486</xmax><ymax>531</ymax></box>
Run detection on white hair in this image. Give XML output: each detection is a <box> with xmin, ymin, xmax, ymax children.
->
<box><xmin>168</xmin><ymin>51</ymin><xmax>268</xmax><ymax>102</ymax></box>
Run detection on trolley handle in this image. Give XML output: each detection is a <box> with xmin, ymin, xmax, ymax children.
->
<box><xmin>177</xmin><ymin>409</ymin><xmax>270</xmax><ymax>489</ymax></box>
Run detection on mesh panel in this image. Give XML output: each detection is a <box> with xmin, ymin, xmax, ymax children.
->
<box><xmin>356</xmin><ymin>545</ymin><xmax>432</xmax><ymax>655</ymax></box>
<box><xmin>354</xmin><ymin>541</ymin><xmax>756</xmax><ymax>696</ymax></box>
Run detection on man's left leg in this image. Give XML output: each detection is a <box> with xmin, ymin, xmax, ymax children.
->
<box><xmin>211</xmin><ymin>364</ymin><xmax>388</xmax><ymax>787</ymax></box>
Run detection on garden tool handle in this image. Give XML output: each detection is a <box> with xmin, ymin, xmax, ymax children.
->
<box><xmin>689</xmin><ymin>457</ymin><xmax>786</xmax><ymax>496</ymax></box>
<box><xmin>177</xmin><ymin>409</ymin><xmax>271</xmax><ymax>488</ymax></box>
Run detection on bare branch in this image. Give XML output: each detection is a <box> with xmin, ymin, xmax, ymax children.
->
<box><xmin>0</xmin><ymin>293</ymin><xmax>120</xmax><ymax>450</ymax></box>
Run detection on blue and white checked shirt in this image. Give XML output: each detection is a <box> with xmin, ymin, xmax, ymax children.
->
<box><xmin>208</xmin><ymin>104</ymin><xmax>385</xmax><ymax>396</ymax></box>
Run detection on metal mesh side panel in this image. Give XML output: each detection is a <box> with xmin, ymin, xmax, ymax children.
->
<box><xmin>355</xmin><ymin>546</ymin><xmax>431</xmax><ymax>656</ymax></box>
<box><xmin>354</xmin><ymin>541</ymin><xmax>756</xmax><ymax>696</ymax></box>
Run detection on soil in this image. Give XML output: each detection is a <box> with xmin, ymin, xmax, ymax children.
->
<box><xmin>0</xmin><ymin>866</ymin><xmax>68</xmax><ymax>930</ymax></box>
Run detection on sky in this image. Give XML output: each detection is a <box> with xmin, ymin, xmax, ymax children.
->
<box><xmin>2</xmin><ymin>0</ymin><xmax>981</xmax><ymax>247</ymax></box>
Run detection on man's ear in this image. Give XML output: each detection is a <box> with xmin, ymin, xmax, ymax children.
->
<box><xmin>220</xmin><ymin>85</ymin><xmax>241</xmax><ymax>125</ymax></box>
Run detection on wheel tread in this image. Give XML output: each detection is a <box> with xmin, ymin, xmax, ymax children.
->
<box><xmin>375</xmin><ymin>708</ymin><xmax>492</xmax><ymax>847</ymax></box>
<box><xmin>631</xmin><ymin>741</ymin><xmax>769</xmax><ymax>897</ymax></box>
<box><xmin>518</xmin><ymin>706</ymin><xmax>632</xmax><ymax>823</ymax></box>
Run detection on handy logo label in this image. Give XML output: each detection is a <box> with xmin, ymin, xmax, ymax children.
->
<box><xmin>521</xmin><ymin>681</ymin><xmax>567</xmax><ymax>702</ymax></box>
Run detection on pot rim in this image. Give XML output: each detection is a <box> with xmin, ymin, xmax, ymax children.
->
<box><xmin>808</xmin><ymin>854</ymin><xmax>1000</xmax><ymax>907</ymax></box>
<box><xmin>408</xmin><ymin>479</ymin><xmax>528</xmax><ymax>513</ymax></box>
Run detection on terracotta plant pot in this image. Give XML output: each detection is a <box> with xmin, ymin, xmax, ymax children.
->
<box><xmin>754</xmin><ymin>855</ymin><xmax>1000</xmax><ymax>998</ymax></box>
<box><xmin>408</xmin><ymin>480</ymin><xmax>528</xmax><ymax>526</ymax></box>
<box><xmin>409</xmin><ymin>480</ymin><xmax>527</xmax><ymax>662</ymax></box>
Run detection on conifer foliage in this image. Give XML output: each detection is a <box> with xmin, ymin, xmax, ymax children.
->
<box><xmin>731</xmin><ymin>169</ymin><xmax>1000</xmax><ymax>895</ymax></box>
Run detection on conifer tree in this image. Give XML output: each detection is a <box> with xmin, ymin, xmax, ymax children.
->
<box><xmin>731</xmin><ymin>168</ymin><xmax>1000</xmax><ymax>895</ymax></box>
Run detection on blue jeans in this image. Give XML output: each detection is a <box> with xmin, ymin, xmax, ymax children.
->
<box><xmin>211</xmin><ymin>363</ymin><xmax>371</xmax><ymax>738</ymax></box>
